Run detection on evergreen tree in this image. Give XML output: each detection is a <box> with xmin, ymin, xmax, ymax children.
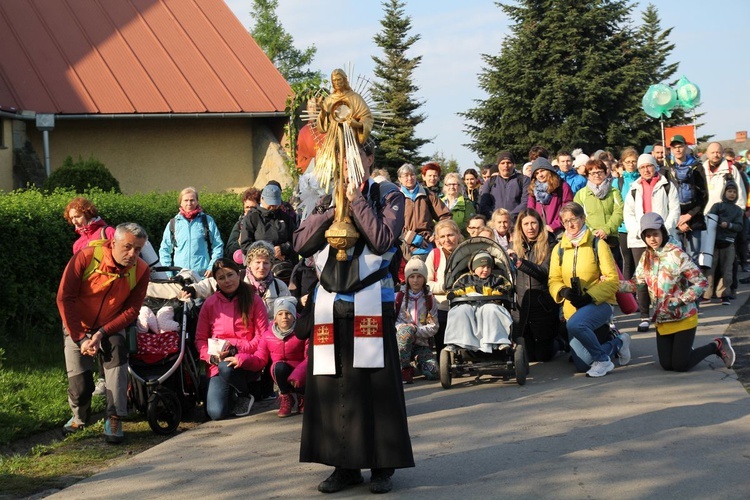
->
<box><xmin>249</xmin><ymin>0</ymin><xmax>320</xmax><ymax>85</ymax></box>
<box><xmin>462</xmin><ymin>0</ymin><xmax>682</xmax><ymax>160</ymax></box>
<box><xmin>371</xmin><ymin>0</ymin><xmax>430</xmax><ymax>178</ymax></box>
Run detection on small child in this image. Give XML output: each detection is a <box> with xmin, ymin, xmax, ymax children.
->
<box><xmin>620</xmin><ymin>212</ymin><xmax>735</xmax><ymax>372</ymax></box>
<box><xmin>256</xmin><ymin>297</ymin><xmax>308</xmax><ymax>417</ymax></box>
<box><xmin>395</xmin><ymin>258</ymin><xmax>439</xmax><ymax>384</ymax></box>
<box><xmin>444</xmin><ymin>251</ymin><xmax>514</xmax><ymax>353</ymax></box>
<box><xmin>705</xmin><ymin>180</ymin><xmax>744</xmax><ymax>303</ymax></box>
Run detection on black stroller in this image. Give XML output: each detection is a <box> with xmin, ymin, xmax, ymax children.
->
<box><xmin>439</xmin><ymin>237</ymin><xmax>529</xmax><ymax>388</ymax></box>
<box><xmin>128</xmin><ymin>267</ymin><xmax>203</xmax><ymax>434</ymax></box>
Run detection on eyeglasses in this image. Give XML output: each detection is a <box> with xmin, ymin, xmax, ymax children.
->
<box><xmin>588</xmin><ymin>171</ymin><xmax>606</xmax><ymax>176</ymax></box>
<box><xmin>561</xmin><ymin>217</ymin><xmax>581</xmax><ymax>226</ymax></box>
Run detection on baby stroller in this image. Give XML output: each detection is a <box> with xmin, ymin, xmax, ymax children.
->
<box><xmin>128</xmin><ymin>267</ymin><xmax>203</xmax><ymax>434</ymax></box>
<box><xmin>439</xmin><ymin>237</ymin><xmax>529</xmax><ymax>388</ymax></box>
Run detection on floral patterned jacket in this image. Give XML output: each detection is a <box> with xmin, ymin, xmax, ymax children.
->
<box><xmin>619</xmin><ymin>241</ymin><xmax>706</xmax><ymax>324</ymax></box>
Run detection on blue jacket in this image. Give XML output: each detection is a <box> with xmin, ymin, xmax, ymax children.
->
<box><xmin>159</xmin><ymin>213</ymin><xmax>224</xmax><ymax>276</ymax></box>
<box><xmin>558</xmin><ymin>169</ymin><xmax>587</xmax><ymax>194</ymax></box>
<box><xmin>613</xmin><ymin>171</ymin><xmax>640</xmax><ymax>233</ymax></box>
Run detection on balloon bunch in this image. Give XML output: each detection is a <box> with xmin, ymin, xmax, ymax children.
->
<box><xmin>641</xmin><ymin>76</ymin><xmax>701</xmax><ymax>119</ymax></box>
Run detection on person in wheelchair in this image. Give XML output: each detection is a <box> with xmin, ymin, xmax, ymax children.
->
<box><xmin>444</xmin><ymin>250</ymin><xmax>514</xmax><ymax>353</ymax></box>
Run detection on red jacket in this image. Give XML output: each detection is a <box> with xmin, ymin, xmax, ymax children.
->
<box><xmin>57</xmin><ymin>241</ymin><xmax>149</xmax><ymax>343</ymax></box>
<box><xmin>256</xmin><ymin>326</ymin><xmax>308</xmax><ymax>387</ymax></box>
<box><xmin>195</xmin><ymin>291</ymin><xmax>269</xmax><ymax>378</ymax></box>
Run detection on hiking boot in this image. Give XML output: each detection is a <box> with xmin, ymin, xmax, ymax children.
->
<box><xmin>370</xmin><ymin>468</ymin><xmax>394</xmax><ymax>494</ymax></box>
<box><xmin>401</xmin><ymin>366</ymin><xmax>414</xmax><ymax>384</ymax></box>
<box><xmin>637</xmin><ymin>319</ymin><xmax>650</xmax><ymax>332</ymax></box>
<box><xmin>63</xmin><ymin>417</ymin><xmax>85</xmax><ymax>436</ymax></box>
<box><xmin>318</xmin><ymin>467</ymin><xmax>363</xmax><ymax>493</ymax></box>
<box><xmin>715</xmin><ymin>337</ymin><xmax>736</xmax><ymax>369</ymax></box>
<box><xmin>93</xmin><ymin>378</ymin><xmax>107</xmax><ymax>397</ymax></box>
<box><xmin>277</xmin><ymin>393</ymin><xmax>293</xmax><ymax>418</ymax></box>
<box><xmin>231</xmin><ymin>395</ymin><xmax>255</xmax><ymax>417</ymax></box>
<box><xmin>104</xmin><ymin>416</ymin><xmax>124</xmax><ymax>444</ymax></box>
<box><xmin>617</xmin><ymin>333</ymin><xmax>631</xmax><ymax>366</ymax></box>
<box><xmin>586</xmin><ymin>359</ymin><xmax>615</xmax><ymax>378</ymax></box>
<box><xmin>296</xmin><ymin>394</ymin><xmax>304</xmax><ymax>414</ymax></box>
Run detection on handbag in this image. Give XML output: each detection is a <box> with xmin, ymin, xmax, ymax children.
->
<box><xmin>615</xmin><ymin>266</ymin><xmax>638</xmax><ymax>314</ymax></box>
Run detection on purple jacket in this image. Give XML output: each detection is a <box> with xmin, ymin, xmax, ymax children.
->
<box><xmin>527</xmin><ymin>182</ymin><xmax>573</xmax><ymax>234</ymax></box>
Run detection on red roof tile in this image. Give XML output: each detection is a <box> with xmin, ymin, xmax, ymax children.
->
<box><xmin>0</xmin><ymin>0</ymin><xmax>291</xmax><ymax>114</ymax></box>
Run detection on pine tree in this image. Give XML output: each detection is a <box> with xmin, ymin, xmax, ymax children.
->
<box><xmin>462</xmin><ymin>0</ymin><xmax>682</xmax><ymax>161</ymax></box>
<box><xmin>249</xmin><ymin>0</ymin><xmax>319</xmax><ymax>85</ymax></box>
<box><xmin>371</xmin><ymin>0</ymin><xmax>430</xmax><ymax>178</ymax></box>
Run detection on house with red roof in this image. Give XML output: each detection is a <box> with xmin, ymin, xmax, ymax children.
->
<box><xmin>0</xmin><ymin>0</ymin><xmax>292</xmax><ymax>193</ymax></box>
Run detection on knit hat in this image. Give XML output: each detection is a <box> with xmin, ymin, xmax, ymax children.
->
<box><xmin>573</xmin><ymin>154</ymin><xmax>590</xmax><ymax>169</ymax></box>
<box><xmin>496</xmin><ymin>151</ymin><xmax>514</xmax><ymax>164</ymax></box>
<box><xmin>724</xmin><ymin>179</ymin><xmax>739</xmax><ymax>201</ymax></box>
<box><xmin>274</xmin><ymin>296</ymin><xmax>298</xmax><ymax>317</ymax></box>
<box><xmin>261</xmin><ymin>184</ymin><xmax>282</xmax><ymax>206</ymax></box>
<box><xmin>637</xmin><ymin>153</ymin><xmax>657</xmax><ymax>169</ymax></box>
<box><xmin>531</xmin><ymin>157</ymin><xmax>555</xmax><ymax>176</ymax></box>
<box><xmin>404</xmin><ymin>257</ymin><xmax>428</xmax><ymax>281</ymax></box>
<box><xmin>470</xmin><ymin>251</ymin><xmax>494</xmax><ymax>271</ymax></box>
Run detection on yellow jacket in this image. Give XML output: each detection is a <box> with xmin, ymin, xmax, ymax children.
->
<box><xmin>548</xmin><ymin>229</ymin><xmax>618</xmax><ymax>320</ymax></box>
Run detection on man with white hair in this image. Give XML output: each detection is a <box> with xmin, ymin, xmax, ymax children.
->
<box><xmin>704</xmin><ymin>142</ymin><xmax>747</xmax><ymax>213</ymax></box>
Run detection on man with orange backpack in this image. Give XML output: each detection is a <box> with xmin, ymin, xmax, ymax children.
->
<box><xmin>57</xmin><ymin>223</ymin><xmax>150</xmax><ymax>444</ymax></box>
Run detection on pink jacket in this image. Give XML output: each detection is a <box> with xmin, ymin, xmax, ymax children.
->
<box><xmin>256</xmin><ymin>327</ymin><xmax>308</xmax><ymax>387</ymax></box>
<box><xmin>73</xmin><ymin>218</ymin><xmax>115</xmax><ymax>254</ymax></box>
<box><xmin>195</xmin><ymin>291</ymin><xmax>269</xmax><ymax>377</ymax></box>
<box><xmin>527</xmin><ymin>182</ymin><xmax>573</xmax><ymax>234</ymax></box>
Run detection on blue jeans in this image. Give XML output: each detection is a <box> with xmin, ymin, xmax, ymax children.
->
<box><xmin>680</xmin><ymin>229</ymin><xmax>701</xmax><ymax>265</ymax></box>
<box><xmin>566</xmin><ymin>302</ymin><xmax>614</xmax><ymax>364</ymax></box>
<box><xmin>206</xmin><ymin>361</ymin><xmax>257</xmax><ymax>421</ymax></box>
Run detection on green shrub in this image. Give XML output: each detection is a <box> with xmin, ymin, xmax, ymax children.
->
<box><xmin>44</xmin><ymin>155</ymin><xmax>122</xmax><ymax>194</ymax></box>
<box><xmin>0</xmin><ymin>188</ymin><xmax>242</xmax><ymax>343</ymax></box>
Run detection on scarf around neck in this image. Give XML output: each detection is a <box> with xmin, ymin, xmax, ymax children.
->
<box><xmin>180</xmin><ymin>205</ymin><xmax>204</xmax><ymax>221</ymax></box>
<box><xmin>587</xmin><ymin>177</ymin><xmax>612</xmax><ymax>199</ymax></box>
<box><xmin>75</xmin><ymin>216</ymin><xmax>104</xmax><ymax>236</ymax></box>
<box><xmin>248</xmin><ymin>272</ymin><xmax>274</xmax><ymax>297</ymax></box>
<box><xmin>567</xmin><ymin>226</ymin><xmax>588</xmax><ymax>246</ymax></box>
<box><xmin>272</xmin><ymin>321</ymin><xmax>296</xmax><ymax>340</ymax></box>
<box><xmin>534</xmin><ymin>181</ymin><xmax>552</xmax><ymax>205</ymax></box>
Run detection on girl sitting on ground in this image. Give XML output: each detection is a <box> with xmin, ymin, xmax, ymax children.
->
<box><xmin>395</xmin><ymin>258</ymin><xmax>439</xmax><ymax>384</ymax></box>
<box><xmin>619</xmin><ymin>212</ymin><xmax>736</xmax><ymax>372</ymax></box>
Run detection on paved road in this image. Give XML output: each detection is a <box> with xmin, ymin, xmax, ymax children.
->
<box><xmin>50</xmin><ymin>291</ymin><xmax>750</xmax><ymax>499</ymax></box>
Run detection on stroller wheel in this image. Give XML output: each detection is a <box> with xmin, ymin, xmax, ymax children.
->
<box><xmin>439</xmin><ymin>349</ymin><xmax>453</xmax><ymax>389</ymax></box>
<box><xmin>514</xmin><ymin>341</ymin><xmax>527</xmax><ymax>386</ymax></box>
<box><xmin>147</xmin><ymin>387</ymin><xmax>182</xmax><ymax>435</ymax></box>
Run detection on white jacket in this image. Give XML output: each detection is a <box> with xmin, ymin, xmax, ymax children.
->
<box><xmin>703</xmin><ymin>159</ymin><xmax>747</xmax><ymax>213</ymax></box>
<box><xmin>623</xmin><ymin>174</ymin><xmax>681</xmax><ymax>249</ymax></box>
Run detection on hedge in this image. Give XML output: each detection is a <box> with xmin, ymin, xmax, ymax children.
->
<box><xmin>0</xmin><ymin>188</ymin><xmax>243</xmax><ymax>344</ymax></box>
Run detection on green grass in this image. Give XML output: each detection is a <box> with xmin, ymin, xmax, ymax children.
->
<box><xmin>0</xmin><ymin>334</ymin><xmax>104</xmax><ymax>446</ymax></box>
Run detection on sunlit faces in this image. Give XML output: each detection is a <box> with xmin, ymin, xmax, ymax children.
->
<box><xmin>473</xmin><ymin>264</ymin><xmax>492</xmax><ymax>279</ymax></box>
<box><xmin>407</xmin><ymin>273</ymin><xmax>426</xmax><ymax>293</ymax></box>
<box><xmin>561</xmin><ymin>213</ymin><xmax>585</xmax><ymax>235</ymax></box>
<box><xmin>68</xmin><ymin>208</ymin><xmax>89</xmax><ymax>230</ymax></box>
<box><xmin>482</xmin><ymin>169</ymin><xmax>491</xmax><ymax>183</ymax></box>
<box><xmin>275</xmin><ymin>310</ymin><xmax>295</xmax><ymax>331</ymax></box>
<box><xmin>463</xmin><ymin>173</ymin><xmax>478</xmax><ymax>190</ymax></box>
<box><xmin>112</xmin><ymin>232</ymin><xmax>146</xmax><ymax>268</ymax></box>
<box><xmin>652</xmin><ymin>145</ymin><xmax>665</xmax><ymax>162</ymax></box>
<box><xmin>423</xmin><ymin>169</ymin><xmax>440</xmax><ymax>187</ymax></box>
<box><xmin>638</xmin><ymin>162</ymin><xmax>656</xmax><ymax>181</ymax></box>
<box><xmin>498</xmin><ymin>159</ymin><xmax>515</xmax><ymax>178</ymax></box>
<box><xmin>642</xmin><ymin>228</ymin><xmax>663</xmax><ymax>250</ymax></box>
<box><xmin>534</xmin><ymin>169</ymin><xmax>551</xmax><ymax>183</ymax></box>
<box><xmin>399</xmin><ymin>171</ymin><xmax>417</xmax><ymax>190</ymax></box>
<box><xmin>466</xmin><ymin>221</ymin><xmax>485</xmax><ymax>237</ymax></box>
<box><xmin>558</xmin><ymin>155</ymin><xmax>573</xmax><ymax>172</ymax></box>
<box><xmin>436</xmin><ymin>226</ymin><xmax>459</xmax><ymax>252</ymax></box>
<box><xmin>248</xmin><ymin>255</ymin><xmax>271</xmax><ymax>280</ymax></box>
<box><xmin>521</xmin><ymin>215</ymin><xmax>540</xmax><ymax>240</ymax></box>
<box><xmin>180</xmin><ymin>192</ymin><xmax>198</xmax><ymax>212</ymax></box>
<box><xmin>587</xmin><ymin>168</ymin><xmax>606</xmax><ymax>186</ymax></box>
<box><xmin>671</xmin><ymin>143</ymin><xmax>687</xmax><ymax>162</ymax></box>
<box><xmin>621</xmin><ymin>156</ymin><xmax>637</xmax><ymax>172</ymax></box>
<box><xmin>492</xmin><ymin>213</ymin><xmax>510</xmax><ymax>236</ymax></box>
<box><xmin>706</xmin><ymin>143</ymin><xmax>723</xmax><ymax>166</ymax></box>
<box><xmin>214</xmin><ymin>266</ymin><xmax>241</xmax><ymax>295</ymax></box>
<box><xmin>725</xmin><ymin>187</ymin><xmax>738</xmax><ymax>202</ymax></box>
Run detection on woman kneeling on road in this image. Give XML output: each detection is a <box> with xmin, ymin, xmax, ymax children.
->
<box><xmin>548</xmin><ymin>202</ymin><xmax>630</xmax><ymax>378</ymax></box>
<box><xmin>619</xmin><ymin>213</ymin><xmax>735</xmax><ymax>372</ymax></box>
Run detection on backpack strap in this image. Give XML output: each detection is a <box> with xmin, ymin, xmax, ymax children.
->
<box><xmin>432</xmin><ymin>248</ymin><xmax>441</xmax><ymax>271</ymax></box>
<box><xmin>395</xmin><ymin>289</ymin><xmax>405</xmax><ymax>317</ymax></box>
<box><xmin>169</xmin><ymin>217</ymin><xmax>177</xmax><ymax>261</ymax></box>
<box><xmin>82</xmin><ymin>246</ymin><xmax>137</xmax><ymax>290</ymax></box>
<box><xmin>558</xmin><ymin>236</ymin><xmax>599</xmax><ymax>268</ymax></box>
<box><xmin>170</xmin><ymin>215</ymin><xmax>213</xmax><ymax>260</ymax></box>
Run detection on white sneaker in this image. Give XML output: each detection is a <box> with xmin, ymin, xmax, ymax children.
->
<box><xmin>93</xmin><ymin>378</ymin><xmax>107</xmax><ymax>397</ymax></box>
<box><xmin>586</xmin><ymin>359</ymin><xmax>615</xmax><ymax>378</ymax></box>
<box><xmin>617</xmin><ymin>333</ymin><xmax>631</xmax><ymax>366</ymax></box>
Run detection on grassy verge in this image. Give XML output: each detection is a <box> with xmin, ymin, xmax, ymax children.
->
<box><xmin>0</xmin><ymin>418</ymin><xmax>195</xmax><ymax>498</ymax></box>
<box><xmin>0</xmin><ymin>334</ymin><xmax>104</xmax><ymax>446</ymax></box>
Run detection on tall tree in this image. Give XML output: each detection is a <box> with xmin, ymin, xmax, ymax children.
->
<box><xmin>249</xmin><ymin>0</ymin><xmax>320</xmax><ymax>85</ymax></box>
<box><xmin>462</xmin><ymin>0</ymin><xmax>682</xmax><ymax>161</ymax></box>
<box><xmin>371</xmin><ymin>0</ymin><xmax>430</xmax><ymax>178</ymax></box>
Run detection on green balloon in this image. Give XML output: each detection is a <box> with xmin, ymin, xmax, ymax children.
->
<box><xmin>642</xmin><ymin>84</ymin><xmax>677</xmax><ymax>119</ymax></box>
<box><xmin>676</xmin><ymin>75</ymin><xmax>701</xmax><ymax>110</ymax></box>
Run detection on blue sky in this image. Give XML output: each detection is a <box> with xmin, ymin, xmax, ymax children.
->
<box><xmin>226</xmin><ymin>0</ymin><xmax>750</xmax><ymax>168</ymax></box>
